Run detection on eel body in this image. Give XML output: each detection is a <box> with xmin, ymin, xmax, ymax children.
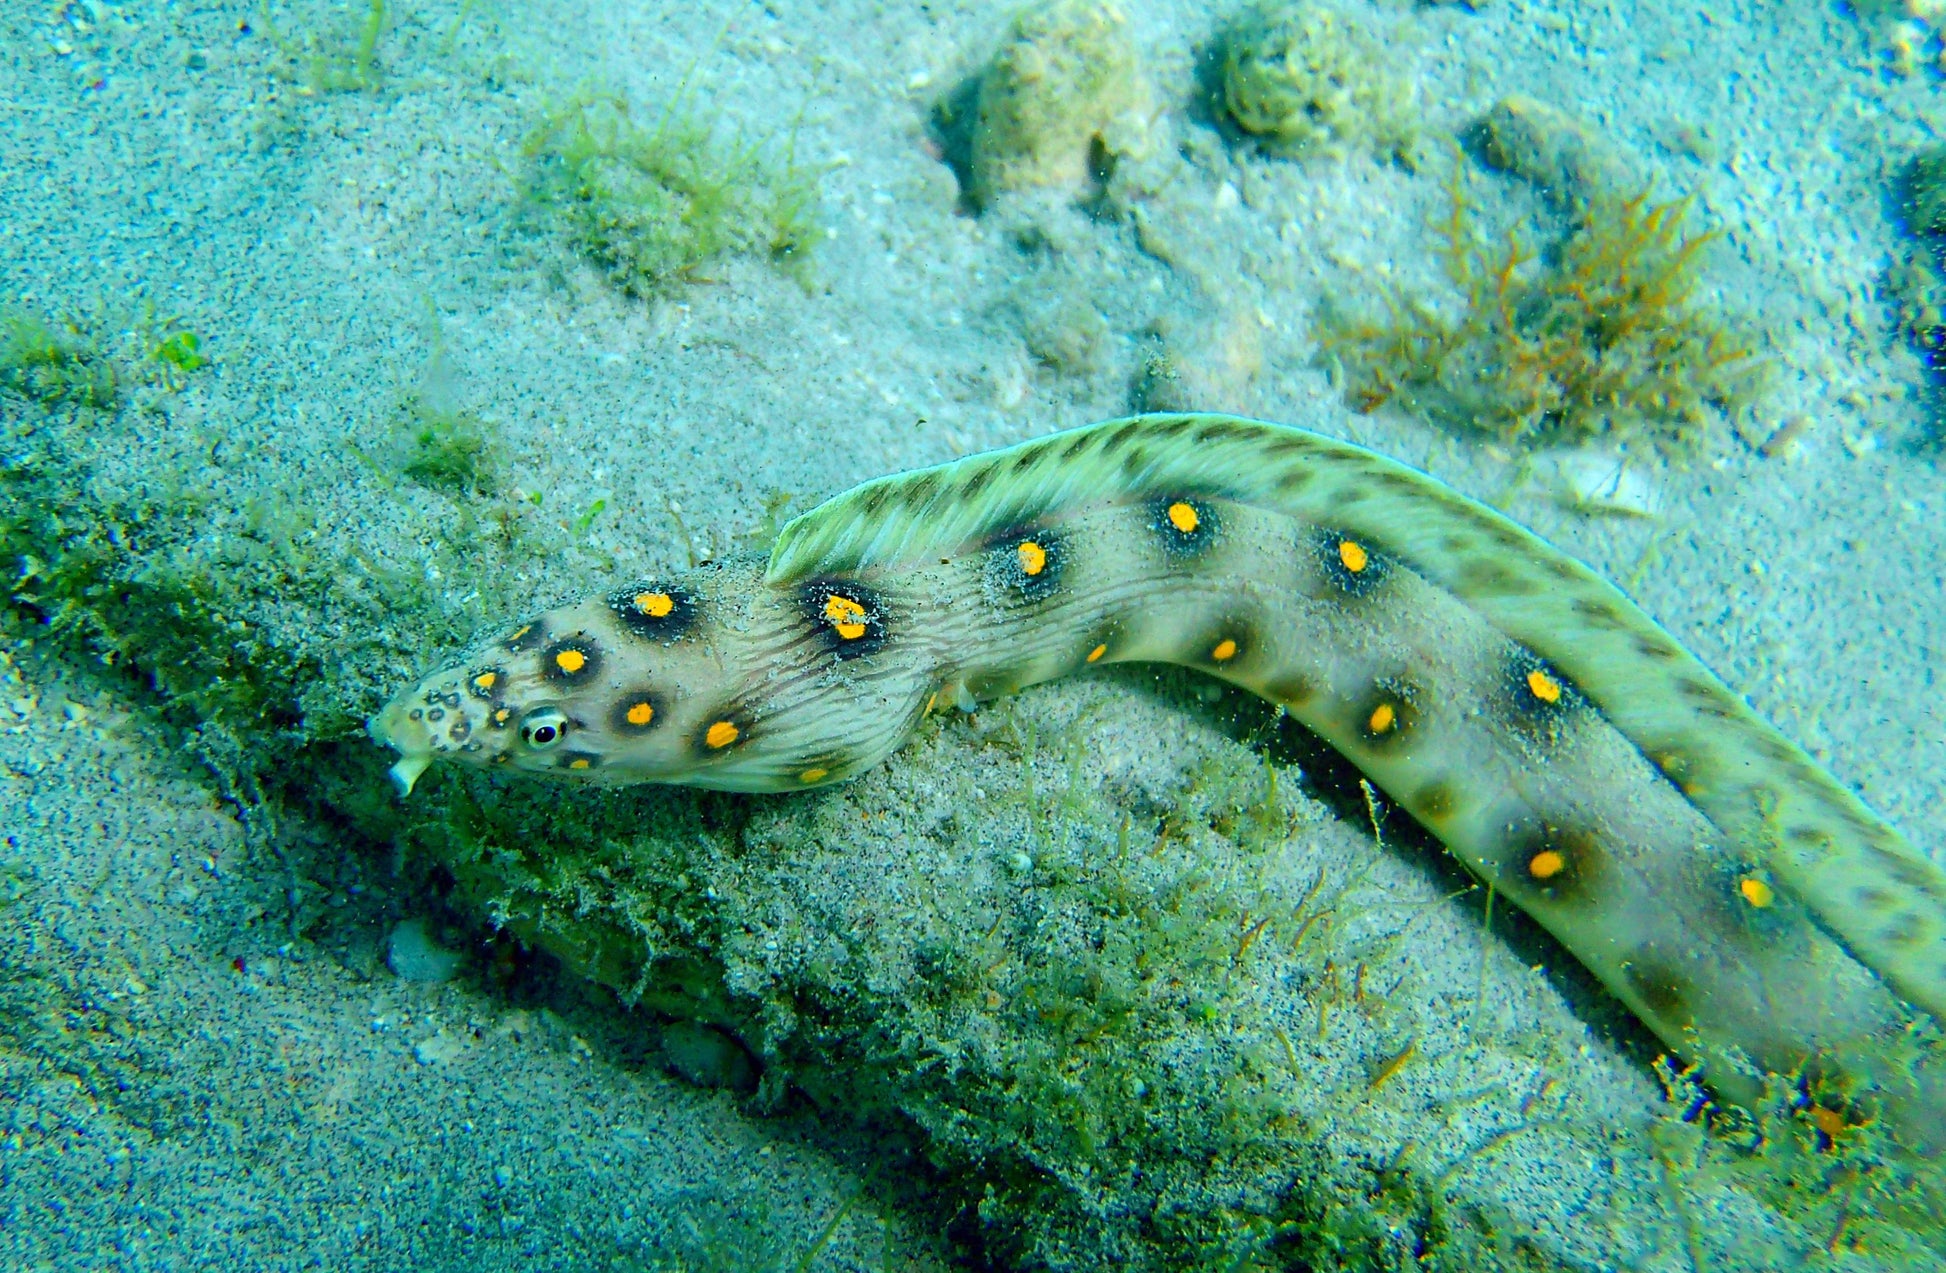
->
<box><xmin>371</xmin><ymin>413</ymin><xmax>1946</xmax><ymax>1135</ymax></box>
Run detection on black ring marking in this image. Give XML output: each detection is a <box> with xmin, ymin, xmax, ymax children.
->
<box><xmin>1150</xmin><ymin>496</ymin><xmax>1221</xmax><ymax>558</ymax></box>
<box><xmin>800</xmin><ymin>577</ymin><xmax>888</xmax><ymax>659</ymax></box>
<box><xmin>1313</xmin><ymin>526</ymin><xmax>1389</xmax><ymax>598</ymax></box>
<box><xmin>1502</xmin><ymin>649</ymin><xmax>1586</xmax><ymax>743</ymax></box>
<box><xmin>608</xmin><ymin>583</ymin><xmax>700</xmax><ymax>642</ymax></box>
<box><xmin>608</xmin><ymin>690</ymin><xmax>666</xmax><ymax>735</ymax></box>
<box><xmin>542</xmin><ymin>634</ymin><xmax>603</xmax><ymax>683</ymax></box>
<box><xmin>984</xmin><ymin>524</ymin><xmax>1067</xmax><ymax>603</ymax></box>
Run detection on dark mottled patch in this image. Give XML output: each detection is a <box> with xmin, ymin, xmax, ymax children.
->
<box><xmin>1570</xmin><ymin>597</ymin><xmax>1630</xmax><ymax>631</ymax></box>
<box><xmin>1412</xmin><ymin>779</ymin><xmax>1458</xmax><ymax>823</ymax></box>
<box><xmin>1483</xmin><ymin>523</ymin><xmax>1530</xmax><ymax>551</ymax></box>
<box><xmin>1150</xmin><ymin>496</ymin><xmax>1222</xmax><ymax>558</ymax></box>
<box><xmin>448</xmin><ymin>716</ymin><xmax>472</xmax><ymax>743</ymax></box>
<box><xmin>1264</xmin><ymin>671</ymin><xmax>1317</xmax><ymax>708</ymax></box>
<box><xmin>962</xmin><ymin>466</ymin><xmax>996</xmax><ymax>498</ymax></box>
<box><xmin>1881</xmin><ymin>910</ymin><xmax>1928</xmax><ymax>949</ymax></box>
<box><xmin>1456</xmin><ymin>557</ymin><xmax>1540</xmax><ymax>596</ymax></box>
<box><xmin>1866</xmin><ymin>849</ymin><xmax>1946</xmax><ymax>899</ymax></box>
<box><xmin>1194</xmin><ymin>419</ymin><xmax>1243</xmax><ymax>444</ymax></box>
<box><xmin>1312</xmin><ymin>526</ymin><xmax>1389</xmax><ymax>598</ymax></box>
<box><xmin>1263</xmin><ymin>436</ymin><xmax>1312</xmax><ymax>457</ymax></box>
<box><xmin>1651</xmin><ymin>746</ymin><xmax>1707</xmax><ymax>795</ymax></box>
<box><xmin>1545</xmin><ymin>557</ymin><xmax>1584</xmax><ymax>582</ymax></box>
<box><xmin>1104</xmin><ymin>421</ymin><xmax>1143</xmax><ymax>452</ymax></box>
<box><xmin>1634</xmin><ymin>635</ymin><xmax>1681</xmax><ymax>662</ymax></box>
<box><xmin>608</xmin><ymin>690</ymin><xmax>665</xmax><ymax>735</ymax></box>
<box><xmin>1274</xmin><ymin>467</ymin><xmax>1314</xmax><ymax>493</ymax></box>
<box><xmin>984</xmin><ymin>524</ymin><xmax>1067</xmax><ymax>603</ymax></box>
<box><xmin>502</xmin><ymin>618</ymin><xmax>548</xmax><ymax>653</ymax></box>
<box><xmin>1060</xmin><ymin>433</ymin><xmax>1093</xmax><ymax>461</ymax></box>
<box><xmin>860</xmin><ymin>486</ymin><xmax>891</xmax><ymax>516</ymax></box>
<box><xmin>1500</xmin><ymin>822</ymin><xmax>1604</xmax><ymax>906</ymax></box>
<box><xmin>902</xmin><ymin>473</ymin><xmax>943</xmax><ymax>506</ymax></box>
<box><xmin>559</xmin><ymin>750</ymin><xmax>602</xmax><ymax>773</ymax></box>
<box><xmin>1122</xmin><ymin>446</ymin><xmax>1153</xmax><ymax>479</ymax></box>
<box><xmin>1676</xmin><ymin>675</ymin><xmax>1718</xmax><ymax>699</ymax></box>
<box><xmin>964</xmin><ymin>665</ymin><xmax>1034</xmax><ymax>701</ymax></box>
<box><xmin>1854</xmin><ymin>886</ymin><xmax>1896</xmax><ymax>911</ymax></box>
<box><xmin>801</xmin><ymin>577</ymin><xmax>889</xmax><ymax>660</ymax></box>
<box><xmin>1623</xmin><ymin>954</ymin><xmax>1691</xmax><ymax>1022</ymax></box>
<box><xmin>1158</xmin><ymin>416</ymin><xmax>1198</xmax><ymax>438</ymax></box>
<box><xmin>1011</xmin><ymin>443</ymin><xmax>1048</xmax><ymax>474</ymax></box>
<box><xmin>609</xmin><ymin>582</ymin><xmax>700</xmax><ymax>642</ymax></box>
<box><xmin>542</xmin><ymin>634</ymin><xmax>603</xmax><ymax>683</ymax></box>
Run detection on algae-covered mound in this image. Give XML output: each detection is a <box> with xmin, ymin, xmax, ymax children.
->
<box><xmin>961</xmin><ymin>0</ymin><xmax>1148</xmax><ymax>207</ymax></box>
<box><xmin>336</xmin><ymin>663</ymin><xmax>1946</xmax><ymax>1272</ymax></box>
<box><xmin>1218</xmin><ymin>1</ymin><xmax>1415</xmax><ymax>164</ymax></box>
<box><xmin>8</xmin><ymin>329</ymin><xmax>1942</xmax><ymax>1266</ymax></box>
<box><xmin>521</xmin><ymin>92</ymin><xmax>820</xmax><ymax>298</ymax></box>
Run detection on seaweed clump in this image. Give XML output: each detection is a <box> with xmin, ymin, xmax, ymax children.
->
<box><xmin>1889</xmin><ymin>145</ymin><xmax>1946</xmax><ymax>406</ymax></box>
<box><xmin>521</xmin><ymin>91</ymin><xmax>820</xmax><ymax>298</ymax></box>
<box><xmin>1217</xmin><ymin>1</ymin><xmax>1415</xmax><ymax>164</ymax></box>
<box><xmin>1317</xmin><ymin>166</ymin><xmax>1766</xmax><ymax>453</ymax></box>
<box><xmin>1</xmin><ymin>311</ymin><xmax>119</xmax><ymax>409</ymax></box>
<box><xmin>262</xmin><ymin>0</ymin><xmax>389</xmax><ymax>95</ymax></box>
<box><xmin>394</xmin><ymin>396</ymin><xmax>503</xmax><ymax>498</ymax></box>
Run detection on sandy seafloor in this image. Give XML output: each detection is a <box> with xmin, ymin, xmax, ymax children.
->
<box><xmin>3</xmin><ymin>0</ymin><xmax>1945</xmax><ymax>1269</ymax></box>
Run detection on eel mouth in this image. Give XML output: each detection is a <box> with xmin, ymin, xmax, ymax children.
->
<box><xmin>367</xmin><ymin>706</ymin><xmax>434</xmax><ymax>798</ymax></box>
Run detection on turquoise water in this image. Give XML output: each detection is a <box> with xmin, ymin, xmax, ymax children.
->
<box><xmin>3</xmin><ymin>1</ymin><xmax>1943</xmax><ymax>1268</ymax></box>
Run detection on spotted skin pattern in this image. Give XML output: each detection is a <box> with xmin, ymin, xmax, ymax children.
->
<box><xmin>371</xmin><ymin>413</ymin><xmax>1945</xmax><ymax>1139</ymax></box>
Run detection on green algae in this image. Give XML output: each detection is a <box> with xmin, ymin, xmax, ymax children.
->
<box><xmin>1</xmin><ymin>310</ymin><xmax>119</xmax><ymax>410</ymax></box>
<box><xmin>395</xmin><ymin>396</ymin><xmax>505</xmax><ymax>498</ymax></box>
<box><xmin>520</xmin><ymin>89</ymin><xmax>821</xmax><ymax>299</ymax></box>
<box><xmin>263</xmin><ymin>0</ymin><xmax>390</xmax><ymax>95</ymax></box>
<box><xmin>1318</xmin><ymin>164</ymin><xmax>1768</xmax><ymax>454</ymax></box>
<box><xmin>1890</xmin><ymin>146</ymin><xmax>1946</xmax><ymax>437</ymax></box>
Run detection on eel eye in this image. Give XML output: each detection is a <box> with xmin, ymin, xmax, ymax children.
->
<box><xmin>519</xmin><ymin>708</ymin><xmax>569</xmax><ymax>749</ymax></box>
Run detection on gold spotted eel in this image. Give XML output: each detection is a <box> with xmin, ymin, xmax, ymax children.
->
<box><xmin>371</xmin><ymin>412</ymin><xmax>1946</xmax><ymax>1139</ymax></box>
